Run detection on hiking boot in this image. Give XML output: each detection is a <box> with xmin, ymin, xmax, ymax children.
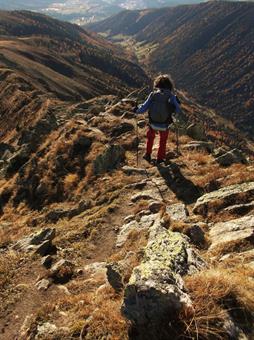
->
<box><xmin>156</xmin><ymin>159</ymin><xmax>165</xmax><ymax>165</ymax></box>
<box><xmin>143</xmin><ymin>153</ymin><xmax>151</xmax><ymax>162</ymax></box>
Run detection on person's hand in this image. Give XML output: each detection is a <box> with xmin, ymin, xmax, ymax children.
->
<box><xmin>133</xmin><ymin>106</ymin><xmax>138</xmax><ymax>113</ymax></box>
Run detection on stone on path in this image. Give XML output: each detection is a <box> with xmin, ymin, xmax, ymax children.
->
<box><xmin>209</xmin><ymin>215</ymin><xmax>254</xmax><ymax>249</ymax></box>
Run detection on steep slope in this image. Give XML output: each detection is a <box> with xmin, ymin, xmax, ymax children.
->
<box><xmin>0</xmin><ymin>11</ymin><xmax>148</xmax><ymax>102</ymax></box>
<box><xmin>0</xmin><ymin>8</ymin><xmax>254</xmax><ymax>340</ymax></box>
<box><xmin>88</xmin><ymin>1</ymin><xmax>254</xmax><ymax>138</ymax></box>
<box><xmin>0</xmin><ymin>89</ymin><xmax>254</xmax><ymax>339</ymax></box>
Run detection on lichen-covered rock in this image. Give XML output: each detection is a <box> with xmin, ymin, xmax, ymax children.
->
<box><xmin>122</xmin><ymin>219</ymin><xmax>205</xmax><ymax>335</ymax></box>
<box><xmin>193</xmin><ymin>182</ymin><xmax>254</xmax><ymax>216</ymax></box>
<box><xmin>209</xmin><ymin>215</ymin><xmax>254</xmax><ymax>249</ymax></box>
<box><xmin>93</xmin><ymin>144</ymin><xmax>125</xmax><ymax>174</ymax></box>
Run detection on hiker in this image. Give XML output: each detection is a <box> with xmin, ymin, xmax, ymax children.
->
<box><xmin>134</xmin><ymin>74</ymin><xmax>181</xmax><ymax>164</ymax></box>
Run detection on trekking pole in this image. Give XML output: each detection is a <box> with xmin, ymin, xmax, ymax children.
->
<box><xmin>176</xmin><ymin>124</ymin><xmax>179</xmax><ymax>155</ymax></box>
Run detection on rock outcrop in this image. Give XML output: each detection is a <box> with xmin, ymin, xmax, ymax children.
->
<box><xmin>93</xmin><ymin>144</ymin><xmax>125</xmax><ymax>175</ymax></box>
<box><xmin>193</xmin><ymin>182</ymin><xmax>254</xmax><ymax>216</ymax></box>
<box><xmin>13</xmin><ymin>228</ymin><xmax>56</xmax><ymax>256</ymax></box>
<box><xmin>215</xmin><ymin>148</ymin><xmax>247</xmax><ymax>166</ymax></box>
<box><xmin>209</xmin><ymin>215</ymin><xmax>254</xmax><ymax>249</ymax></box>
<box><xmin>122</xmin><ymin>218</ymin><xmax>205</xmax><ymax>337</ymax></box>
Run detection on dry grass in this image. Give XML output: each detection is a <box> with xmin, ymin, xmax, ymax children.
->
<box><xmin>26</xmin><ymin>285</ymin><xmax>129</xmax><ymax>339</ymax></box>
<box><xmin>0</xmin><ymin>250</ymin><xmax>21</xmax><ymax>291</ymax></box>
<box><xmin>63</xmin><ymin>173</ymin><xmax>79</xmax><ymax>193</ymax></box>
<box><xmin>181</xmin><ymin>266</ymin><xmax>254</xmax><ymax>339</ymax></box>
<box><xmin>207</xmin><ymin>238</ymin><xmax>254</xmax><ymax>259</ymax></box>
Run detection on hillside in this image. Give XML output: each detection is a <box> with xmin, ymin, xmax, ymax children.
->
<box><xmin>88</xmin><ymin>1</ymin><xmax>254</xmax><ymax>138</ymax></box>
<box><xmin>1</xmin><ymin>85</ymin><xmax>254</xmax><ymax>339</ymax></box>
<box><xmin>0</xmin><ymin>11</ymin><xmax>148</xmax><ymax>102</ymax></box>
<box><xmin>0</xmin><ymin>9</ymin><xmax>254</xmax><ymax>340</ymax></box>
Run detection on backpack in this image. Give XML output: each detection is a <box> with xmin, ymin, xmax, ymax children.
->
<box><xmin>148</xmin><ymin>90</ymin><xmax>176</xmax><ymax>125</ymax></box>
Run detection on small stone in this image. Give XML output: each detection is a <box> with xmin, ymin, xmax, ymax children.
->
<box><xmin>36</xmin><ymin>279</ymin><xmax>51</xmax><ymax>291</ymax></box>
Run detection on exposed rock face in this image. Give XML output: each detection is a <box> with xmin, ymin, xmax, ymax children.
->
<box><xmin>122</xmin><ymin>219</ymin><xmax>205</xmax><ymax>336</ymax></box>
<box><xmin>193</xmin><ymin>182</ymin><xmax>254</xmax><ymax>216</ymax></box>
<box><xmin>209</xmin><ymin>215</ymin><xmax>254</xmax><ymax>249</ymax></box>
<box><xmin>215</xmin><ymin>148</ymin><xmax>247</xmax><ymax>166</ymax></box>
<box><xmin>93</xmin><ymin>144</ymin><xmax>125</xmax><ymax>174</ymax></box>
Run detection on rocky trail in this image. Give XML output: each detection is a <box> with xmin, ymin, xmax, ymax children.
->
<box><xmin>0</xmin><ymin>94</ymin><xmax>254</xmax><ymax>339</ymax></box>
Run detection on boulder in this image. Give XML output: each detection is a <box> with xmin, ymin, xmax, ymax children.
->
<box><xmin>116</xmin><ymin>214</ymin><xmax>155</xmax><ymax>247</ymax></box>
<box><xmin>224</xmin><ymin>201</ymin><xmax>254</xmax><ymax>216</ymax></box>
<box><xmin>14</xmin><ymin>228</ymin><xmax>56</xmax><ymax>256</ymax></box>
<box><xmin>209</xmin><ymin>215</ymin><xmax>254</xmax><ymax>249</ymax></box>
<box><xmin>122</xmin><ymin>218</ymin><xmax>205</xmax><ymax>336</ymax></box>
<box><xmin>36</xmin><ymin>322</ymin><xmax>58</xmax><ymax>339</ymax></box>
<box><xmin>5</xmin><ymin>144</ymin><xmax>31</xmax><ymax>177</ymax></box>
<box><xmin>110</xmin><ymin>122</ymin><xmax>134</xmax><ymax>137</ymax></box>
<box><xmin>193</xmin><ymin>182</ymin><xmax>254</xmax><ymax>216</ymax></box>
<box><xmin>93</xmin><ymin>144</ymin><xmax>125</xmax><ymax>175</ymax></box>
<box><xmin>185</xmin><ymin>224</ymin><xmax>206</xmax><ymax>248</ymax></box>
<box><xmin>131</xmin><ymin>190</ymin><xmax>161</xmax><ymax>203</ymax></box>
<box><xmin>149</xmin><ymin>201</ymin><xmax>163</xmax><ymax>213</ymax></box>
<box><xmin>41</xmin><ymin>255</ymin><xmax>53</xmax><ymax>268</ymax></box>
<box><xmin>186</xmin><ymin>123</ymin><xmax>206</xmax><ymax>141</ymax></box>
<box><xmin>106</xmin><ymin>262</ymin><xmax>124</xmax><ymax>293</ymax></box>
<box><xmin>35</xmin><ymin>279</ymin><xmax>51</xmax><ymax>291</ymax></box>
<box><xmin>45</xmin><ymin>201</ymin><xmax>91</xmax><ymax>223</ymax></box>
<box><xmin>215</xmin><ymin>148</ymin><xmax>247</xmax><ymax>166</ymax></box>
<box><xmin>50</xmin><ymin>259</ymin><xmax>74</xmax><ymax>284</ymax></box>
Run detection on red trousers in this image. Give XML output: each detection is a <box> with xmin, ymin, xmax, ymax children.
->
<box><xmin>146</xmin><ymin>127</ymin><xmax>169</xmax><ymax>160</ymax></box>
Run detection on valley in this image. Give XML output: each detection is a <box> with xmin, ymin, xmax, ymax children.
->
<box><xmin>0</xmin><ymin>6</ymin><xmax>254</xmax><ymax>340</ymax></box>
<box><xmin>89</xmin><ymin>1</ymin><xmax>254</xmax><ymax>139</ymax></box>
<box><xmin>0</xmin><ymin>0</ymin><xmax>205</xmax><ymax>24</ymax></box>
